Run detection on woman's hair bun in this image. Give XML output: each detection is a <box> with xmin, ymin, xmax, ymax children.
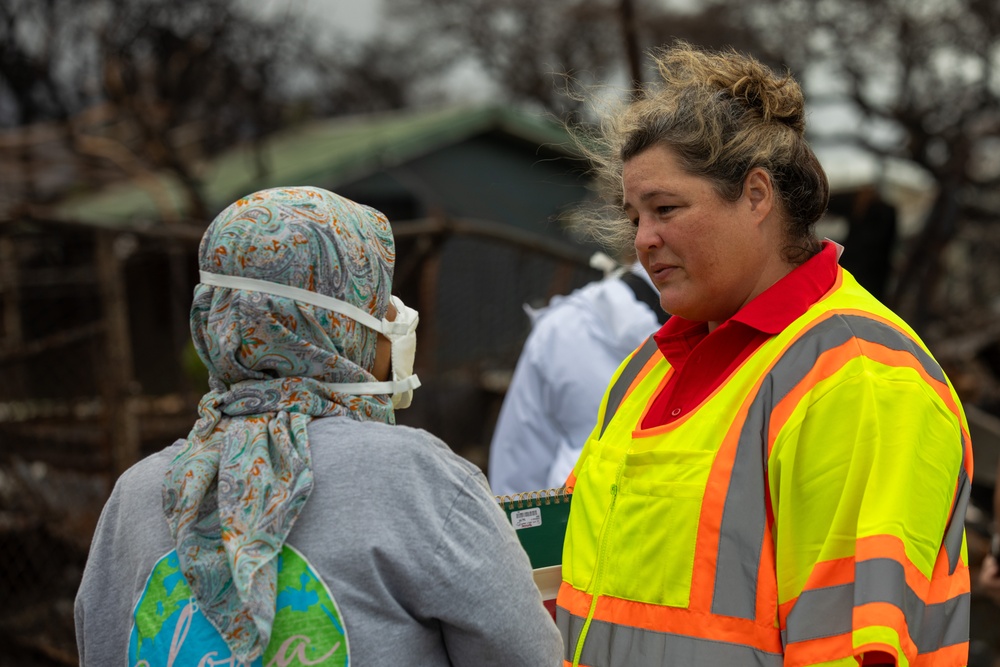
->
<box><xmin>722</xmin><ymin>69</ymin><xmax>805</xmax><ymax>135</ymax></box>
<box><xmin>656</xmin><ymin>43</ymin><xmax>806</xmax><ymax>135</ymax></box>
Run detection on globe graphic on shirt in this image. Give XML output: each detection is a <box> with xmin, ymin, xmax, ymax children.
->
<box><xmin>129</xmin><ymin>546</ymin><xmax>349</xmax><ymax>666</ymax></box>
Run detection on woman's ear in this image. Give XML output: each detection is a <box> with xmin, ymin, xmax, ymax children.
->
<box><xmin>743</xmin><ymin>167</ymin><xmax>775</xmax><ymax>222</ymax></box>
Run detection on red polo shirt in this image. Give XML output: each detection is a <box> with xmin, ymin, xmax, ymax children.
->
<box><xmin>641</xmin><ymin>241</ymin><xmax>840</xmax><ymax>429</ymax></box>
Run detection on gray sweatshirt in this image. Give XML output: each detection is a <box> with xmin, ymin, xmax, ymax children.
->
<box><xmin>75</xmin><ymin>416</ymin><xmax>563</xmax><ymax>666</ymax></box>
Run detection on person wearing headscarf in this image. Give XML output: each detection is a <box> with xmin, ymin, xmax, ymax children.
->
<box><xmin>75</xmin><ymin>186</ymin><xmax>563</xmax><ymax>666</ymax></box>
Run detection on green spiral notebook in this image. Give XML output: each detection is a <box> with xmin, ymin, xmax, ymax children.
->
<box><xmin>496</xmin><ymin>487</ymin><xmax>572</xmax><ymax>617</ymax></box>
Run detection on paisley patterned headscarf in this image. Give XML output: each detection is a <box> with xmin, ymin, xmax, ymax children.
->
<box><xmin>162</xmin><ymin>186</ymin><xmax>396</xmax><ymax>663</ymax></box>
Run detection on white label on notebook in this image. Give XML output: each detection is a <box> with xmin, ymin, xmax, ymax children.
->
<box><xmin>510</xmin><ymin>507</ymin><xmax>543</xmax><ymax>530</ymax></box>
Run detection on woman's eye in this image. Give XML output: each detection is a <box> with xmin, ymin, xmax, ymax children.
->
<box><xmin>657</xmin><ymin>206</ymin><xmax>674</xmax><ymax>215</ymax></box>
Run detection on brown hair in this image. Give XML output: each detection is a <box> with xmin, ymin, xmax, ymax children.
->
<box><xmin>570</xmin><ymin>42</ymin><xmax>829</xmax><ymax>264</ymax></box>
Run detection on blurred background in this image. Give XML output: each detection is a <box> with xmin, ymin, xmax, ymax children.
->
<box><xmin>1</xmin><ymin>0</ymin><xmax>999</xmax><ymax>664</ymax></box>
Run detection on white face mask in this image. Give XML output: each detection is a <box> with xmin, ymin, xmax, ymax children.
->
<box><xmin>199</xmin><ymin>271</ymin><xmax>421</xmax><ymax>409</ymax></box>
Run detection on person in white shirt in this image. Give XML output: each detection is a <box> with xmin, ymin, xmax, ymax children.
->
<box><xmin>488</xmin><ymin>256</ymin><xmax>667</xmax><ymax>495</ymax></box>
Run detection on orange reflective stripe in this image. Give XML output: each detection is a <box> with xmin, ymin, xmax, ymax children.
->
<box><xmin>828</xmin><ymin>266</ymin><xmax>844</xmax><ymax>296</ymax></box>
<box><xmin>810</xmin><ymin>310</ymin><xmax>970</xmax><ymax>448</ymax></box>
<box><xmin>557</xmin><ymin>584</ymin><xmax>783</xmax><ymax>653</ymax></box>
<box><xmin>780</xmin><ymin>536</ymin><xmax>970</xmax><ymax>620</ymax></box>
<box><xmin>564</xmin><ymin>471</ymin><xmax>578</xmax><ymax>493</ymax></box>
<box><xmin>782</xmin><ymin>631</ymin><xmax>853</xmax><ymax>667</ymax></box>
<box><xmin>558</xmin><ymin>609</ymin><xmax>785</xmax><ymax>667</ymax></box>
<box><xmin>805</xmin><ymin>555</ymin><xmax>856</xmax><ymax>589</ymax></box>
<box><xmin>767</xmin><ymin>313</ymin><xmax>963</xmax><ymax>455</ymax></box>
<box><xmin>784</xmin><ymin>629</ymin><xmax>965</xmax><ymax>667</ymax></box>
<box><xmin>714</xmin><ymin>377</ymin><xmax>777</xmax><ymax>619</ymax></box>
<box><xmin>855</xmin><ymin>535</ymin><xmax>970</xmax><ymax>603</ymax></box>
<box><xmin>683</xmin><ymin>349</ymin><xmax>784</xmax><ymax>615</ymax></box>
<box><xmin>776</xmin><ymin>531</ymin><xmax>971</xmax><ymax>663</ymax></box>
<box><xmin>911</xmin><ymin>641</ymin><xmax>970</xmax><ymax>666</ymax></box>
<box><xmin>929</xmin><ymin>546</ymin><xmax>972</xmax><ymax>604</ymax></box>
<box><xmin>854</xmin><ymin>602</ymin><xmax>919</xmax><ymax>659</ymax></box>
<box><xmin>765</xmin><ymin>332</ymin><xmax>973</xmax><ymax>581</ymax></box>
<box><xmin>858</xmin><ymin>566</ymin><xmax>970</xmax><ymax>654</ymax></box>
<box><xmin>853</xmin><ymin>338</ymin><xmax>958</xmax><ymax>414</ymax></box>
<box><xmin>767</xmin><ymin>338</ymin><xmax>856</xmax><ymax>449</ymax></box>
<box><xmin>782</xmin><ymin>560</ymin><xmax>969</xmax><ymax>656</ymax></box>
<box><xmin>687</xmin><ymin>393</ymin><xmax>747</xmax><ymax>611</ymax></box>
<box><xmin>779</xmin><ymin>556</ymin><xmax>854</xmax><ymax>628</ymax></box>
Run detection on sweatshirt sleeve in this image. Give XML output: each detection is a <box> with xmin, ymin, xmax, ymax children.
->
<box><xmin>424</xmin><ymin>470</ymin><xmax>563</xmax><ymax>666</ymax></box>
<box><xmin>74</xmin><ymin>470</ymin><xmax>133</xmax><ymax>667</ymax></box>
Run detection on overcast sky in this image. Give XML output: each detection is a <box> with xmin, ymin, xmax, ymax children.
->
<box><xmin>252</xmin><ymin>0</ymin><xmax>384</xmax><ymax>35</ymax></box>
<box><xmin>306</xmin><ymin>0</ymin><xmax>383</xmax><ymax>32</ymax></box>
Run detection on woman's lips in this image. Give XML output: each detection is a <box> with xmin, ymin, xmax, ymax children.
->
<box><xmin>648</xmin><ymin>262</ymin><xmax>678</xmax><ymax>283</ymax></box>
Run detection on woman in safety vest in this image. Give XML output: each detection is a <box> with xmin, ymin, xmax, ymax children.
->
<box><xmin>557</xmin><ymin>43</ymin><xmax>972</xmax><ymax>666</ymax></box>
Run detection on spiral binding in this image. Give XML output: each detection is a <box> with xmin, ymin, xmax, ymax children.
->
<box><xmin>495</xmin><ymin>486</ymin><xmax>571</xmax><ymax>511</ymax></box>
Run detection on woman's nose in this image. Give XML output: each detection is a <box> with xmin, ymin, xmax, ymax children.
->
<box><xmin>634</xmin><ymin>215</ymin><xmax>661</xmax><ymax>252</ymax></box>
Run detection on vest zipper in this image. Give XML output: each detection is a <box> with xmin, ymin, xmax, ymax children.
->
<box><xmin>571</xmin><ymin>451</ymin><xmax>628</xmax><ymax>667</ymax></box>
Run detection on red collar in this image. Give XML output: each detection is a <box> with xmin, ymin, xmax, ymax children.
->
<box><xmin>730</xmin><ymin>241</ymin><xmax>840</xmax><ymax>334</ymax></box>
<box><xmin>653</xmin><ymin>241</ymin><xmax>840</xmax><ymax>369</ymax></box>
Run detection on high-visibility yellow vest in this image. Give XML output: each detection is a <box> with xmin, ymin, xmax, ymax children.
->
<box><xmin>557</xmin><ymin>268</ymin><xmax>972</xmax><ymax>667</ymax></box>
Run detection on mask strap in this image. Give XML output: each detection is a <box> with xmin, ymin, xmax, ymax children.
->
<box><xmin>325</xmin><ymin>374</ymin><xmax>422</xmax><ymax>396</ymax></box>
<box><xmin>228</xmin><ymin>375</ymin><xmax>421</xmax><ymax>395</ymax></box>
<box><xmin>200</xmin><ymin>271</ymin><xmax>410</xmax><ymax>336</ymax></box>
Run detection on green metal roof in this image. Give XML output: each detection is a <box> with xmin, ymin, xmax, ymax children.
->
<box><xmin>49</xmin><ymin>105</ymin><xmax>581</xmax><ymax>230</ymax></box>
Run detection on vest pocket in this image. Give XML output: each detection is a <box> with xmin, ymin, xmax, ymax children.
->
<box><xmin>603</xmin><ymin>455</ymin><xmax>712</xmax><ymax>607</ymax></box>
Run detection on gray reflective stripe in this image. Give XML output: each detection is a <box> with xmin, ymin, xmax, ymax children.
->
<box><xmin>712</xmin><ymin>314</ymin><xmax>955</xmax><ymax>620</ymax></box>
<box><xmin>711</xmin><ymin>371</ymin><xmax>773</xmax><ymax>618</ymax></box>
<box><xmin>785</xmin><ymin>558</ymin><xmax>970</xmax><ymax>652</ymax></box>
<box><xmin>784</xmin><ymin>583</ymin><xmax>854</xmax><ymax>644</ymax></box>
<box><xmin>598</xmin><ymin>336</ymin><xmax>659</xmax><ymax>438</ymax></box>
<box><xmin>556</xmin><ymin>606</ymin><xmax>575</xmax><ymax>660</ymax></box>
<box><xmin>839</xmin><ymin>315</ymin><xmax>947</xmax><ymax>384</ymax></box>
<box><xmin>557</xmin><ymin>606</ymin><xmax>783</xmax><ymax>667</ymax></box>
<box><xmin>944</xmin><ymin>463</ymin><xmax>971</xmax><ymax>574</ymax></box>
<box><xmin>856</xmin><ymin>559</ymin><xmax>970</xmax><ymax>653</ymax></box>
